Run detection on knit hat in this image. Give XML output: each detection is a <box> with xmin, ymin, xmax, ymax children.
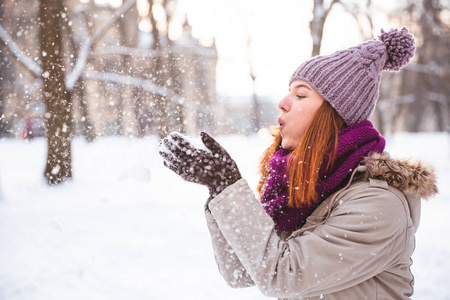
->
<box><xmin>289</xmin><ymin>27</ymin><xmax>415</xmax><ymax>126</ymax></box>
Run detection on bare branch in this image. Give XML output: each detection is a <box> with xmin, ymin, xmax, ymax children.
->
<box><xmin>329</xmin><ymin>0</ymin><xmax>341</xmax><ymax>11</ymax></box>
<box><xmin>366</xmin><ymin>0</ymin><xmax>374</xmax><ymax>38</ymax></box>
<box><xmin>322</xmin><ymin>0</ymin><xmax>341</xmax><ymax>20</ymax></box>
<box><xmin>65</xmin><ymin>0</ymin><xmax>137</xmax><ymax>91</ymax></box>
<box><xmin>0</xmin><ymin>24</ymin><xmax>42</xmax><ymax>77</ymax></box>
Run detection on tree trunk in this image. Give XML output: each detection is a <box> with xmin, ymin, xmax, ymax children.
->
<box><xmin>134</xmin><ymin>89</ymin><xmax>145</xmax><ymax>136</ymax></box>
<box><xmin>113</xmin><ymin>77</ymin><xmax>125</xmax><ymax>136</ymax></box>
<box><xmin>39</xmin><ymin>0</ymin><xmax>73</xmax><ymax>184</ymax></box>
<box><xmin>168</xmin><ymin>50</ymin><xmax>184</xmax><ymax>133</ymax></box>
<box><xmin>250</xmin><ymin>72</ymin><xmax>260</xmax><ymax>133</ymax></box>
<box><xmin>148</xmin><ymin>0</ymin><xmax>169</xmax><ymax>138</ymax></box>
<box><xmin>0</xmin><ymin>0</ymin><xmax>5</xmax><ymax>136</ymax></box>
<box><xmin>119</xmin><ymin>4</ymin><xmax>139</xmax><ymax>137</ymax></box>
<box><xmin>76</xmin><ymin>79</ymin><xmax>96</xmax><ymax>141</ymax></box>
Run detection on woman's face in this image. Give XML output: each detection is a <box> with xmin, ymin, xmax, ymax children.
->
<box><xmin>278</xmin><ymin>80</ymin><xmax>325</xmax><ymax>150</ymax></box>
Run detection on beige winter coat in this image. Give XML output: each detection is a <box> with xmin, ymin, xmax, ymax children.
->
<box><xmin>205</xmin><ymin>153</ymin><xmax>437</xmax><ymax>299</ymax></box>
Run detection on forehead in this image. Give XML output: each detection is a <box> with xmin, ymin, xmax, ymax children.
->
<box><xmin>289</xmin><ymin>79</ymin><xmax>312</xmax><ymax>90</ymax></box>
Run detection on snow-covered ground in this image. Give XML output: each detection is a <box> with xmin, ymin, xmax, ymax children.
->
<box><xmin>0</xmin><ymin>132</ymin><xmax>449</xmax><ymax>299</ymax></box>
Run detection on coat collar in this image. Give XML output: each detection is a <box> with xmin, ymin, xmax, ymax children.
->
<box><xmin>362</xmin><ymin>152</ymin><xmax>438</xmax><ymax>199</ymax></box>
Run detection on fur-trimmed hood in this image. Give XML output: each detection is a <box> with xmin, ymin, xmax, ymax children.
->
<box><xmin>362</xmin><ymin>152</ymin><xmax>438</xmax><ymax>199</ymax></box>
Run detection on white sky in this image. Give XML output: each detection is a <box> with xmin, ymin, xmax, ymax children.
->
<box><xmin>93</xmin><ymin>0</ymin><xmax>403</xmax><ymax>98</ymax></box>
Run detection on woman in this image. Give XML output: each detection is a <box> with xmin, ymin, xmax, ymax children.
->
<box><xmin>159</xmin><ymin>28</ymin><xmax>438</xmax><ymax>299</ymax></box>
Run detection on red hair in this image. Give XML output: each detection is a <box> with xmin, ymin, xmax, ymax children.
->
<box><xmin>257</xmin><ymin>101</ymin><xmax>346</xmax><ymax>208</ymax></box>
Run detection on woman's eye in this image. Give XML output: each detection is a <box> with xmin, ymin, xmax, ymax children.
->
<box><xmin>296</xmin><ymin>95</ymin><xmax>306</xmax><ymax>99</ymax></box>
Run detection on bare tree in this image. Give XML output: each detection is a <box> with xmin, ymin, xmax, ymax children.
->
<box><xmin>1</xmin><ymin>0</ymin><xmax>139</xmax><ymax>183</ymax></box>
<box><xmin>310</xmin><ymin>0</ymin><xmax>340</xmax><ymax>56</ymax></box>
<box><xmin>118</xmin><ymin>2</ymin><xmax>139</xmax><ymax>137</ymax></box>
<box><xmin>412</xmin><ymin>0</ymin><xmax>449</xmax><ymax>131</ymax></box>
<box><xmin>247</xmin><ymin>37</ymin><xmax>260</xmax><ymax>133</ymax></box>
<box><xmin>310</xmin><ymin>0</ymin><xmax>374</xmax><ymax>56</ymax></box>
<box><xmin>148</xmin><ymin>0</ymin><xmax>168</xmax><ymax>138</ymax></box>
<box><xmin>385</xmin><ymin>0</ymin><xmax>450</xmax><ymax>132</ymax></box>
<box><xmin>39</xmin><ymin>0</ymin><xmax>73</xmax><ymax>184</ymax></box>
<box><xmin>147</xmin><ymin>0</ymin><xmax>177</xmax><ymax>138</ymax></box>
<box><xmin>0</xmin><ymin>0</ymin><xmax>202</xmax><ymax>183</ymax></box>
<box><xmin>164</xmin><ymin>0</ymin><xmax>185</xmax><ymax>134</ymax></box>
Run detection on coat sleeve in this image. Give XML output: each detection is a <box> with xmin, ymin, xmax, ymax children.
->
<box><xmin>205</xmin><ymin>207</ymin><xmax>255</xmax><ymax>288</ymax></box>
<box><xmin>208</xmin><ymin>178</ymin><xmax>410</xmax><ymax>298</ymax></box>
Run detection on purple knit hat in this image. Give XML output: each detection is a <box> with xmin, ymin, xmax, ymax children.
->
<box><xmin>290</xmin><ymin>27</ymin><xmax>415</xmax><ymax>126</ymax></box>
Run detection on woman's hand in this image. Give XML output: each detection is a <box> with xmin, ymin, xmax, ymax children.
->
<box><xmin>159</xmin><ymin>132</ymin><xmax>242</xmax><ymax>198</ymax></box>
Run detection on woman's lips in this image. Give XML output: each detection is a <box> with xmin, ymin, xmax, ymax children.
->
<box><xmin>278</xmin><ymin>118</ymin><xmax>285</xmax><ymax>130</ymax></box>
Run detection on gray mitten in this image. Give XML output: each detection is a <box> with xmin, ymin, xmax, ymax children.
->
<box><xmin>159</xmin><ymin>132</ymin><xmax>241</xmax><ymax>198</ymax></box>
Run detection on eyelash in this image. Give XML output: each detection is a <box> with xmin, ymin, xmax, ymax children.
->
<box><xmin>296</xmin><ymin>95</ymin><xmax>306</xmax><ymax>99</ymax></box>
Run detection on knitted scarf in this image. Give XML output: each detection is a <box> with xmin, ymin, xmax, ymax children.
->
<box><xmin>260</xmin><ymin>120</ymin><xmax>386</xmax><ymax>232</ymax></box>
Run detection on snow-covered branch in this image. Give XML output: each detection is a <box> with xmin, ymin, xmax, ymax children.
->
<box><xmin>378</xmin><ymin>94</ymin><xmax>416</xmax><ymax>110</ymax></box>
<box><xmin>404</xmin><ymin>63</ymin><xmax>450</xmax><ymax>76</ymax></box>
<box><xmin>91</xmin><ymin>45</ymin><xmax>162</xmax><ymax>58</ymax></box>
<box><xmin>83</xmin><ymin>71</ymin><xmax>190</xmax><ymax>106</ymax></box>
<box><xmin>1</xmin><ymin>0</ymin><xmax>202</xmax><ymax>108</ymax></box>
<box><xmin>174</xmin><ymin>44</ymin><xmax>217</xmax><ymax>59</ymax></box>
<box><xmin>378</xmin><ymin>92</ymin><xmax>448</xmax><ymax>114</ymax></box>
<box><xmin>0</xmin><ymin>24</ymin><xmax>42</xmax><ymax>77</ymax></box>
<box><xmin>1</xmin><ymin>0</ymin><xmax>137</xmax><ymax>85</ymax></box>
<box><xmin>427</xmin><ymin>92</ymin><xmax>449</xmax><ymax>106</ymax></box>
<box><xmin>65</xmin><ymin>0</ymin><xmax>137</xmax><ymax>91</ymax></box>
<box><xmin>90</xmin><ymin>44</ymin><xmax>217</xmax><ymax>59</ymax></box>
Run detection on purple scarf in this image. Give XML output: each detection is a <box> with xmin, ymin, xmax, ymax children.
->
<box><xmin>261</xmin><ymin>120</ymin><xmax>386</xmax><ymax>232</ymax></box>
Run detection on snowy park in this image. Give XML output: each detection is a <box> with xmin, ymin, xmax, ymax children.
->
<box><xmin>1</xmin><ymin>0</ymin><xmax>450</xmax><ymax>299</ymax></box>
<box><xmin>0</xmin><ymin>132</ymin><xmax>449</xmax><ymax>299</ymax></box>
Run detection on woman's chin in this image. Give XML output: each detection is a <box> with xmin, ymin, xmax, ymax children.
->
<box><xmin>281</xmin><ymin>140</ymin><xmax>295</xmax><ymax>150</ymax></box>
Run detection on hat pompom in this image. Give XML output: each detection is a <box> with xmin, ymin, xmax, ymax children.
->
<box><xmin>379</xmin><ymin>27</ymin><xmax>415</xmax><ymax>71</ymax></box>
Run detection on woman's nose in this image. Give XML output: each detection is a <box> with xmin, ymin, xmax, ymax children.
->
<box><xmin>278</xmin><ymin>95</ymin><xmax>291</xmax><ymax>112</ymax></box>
